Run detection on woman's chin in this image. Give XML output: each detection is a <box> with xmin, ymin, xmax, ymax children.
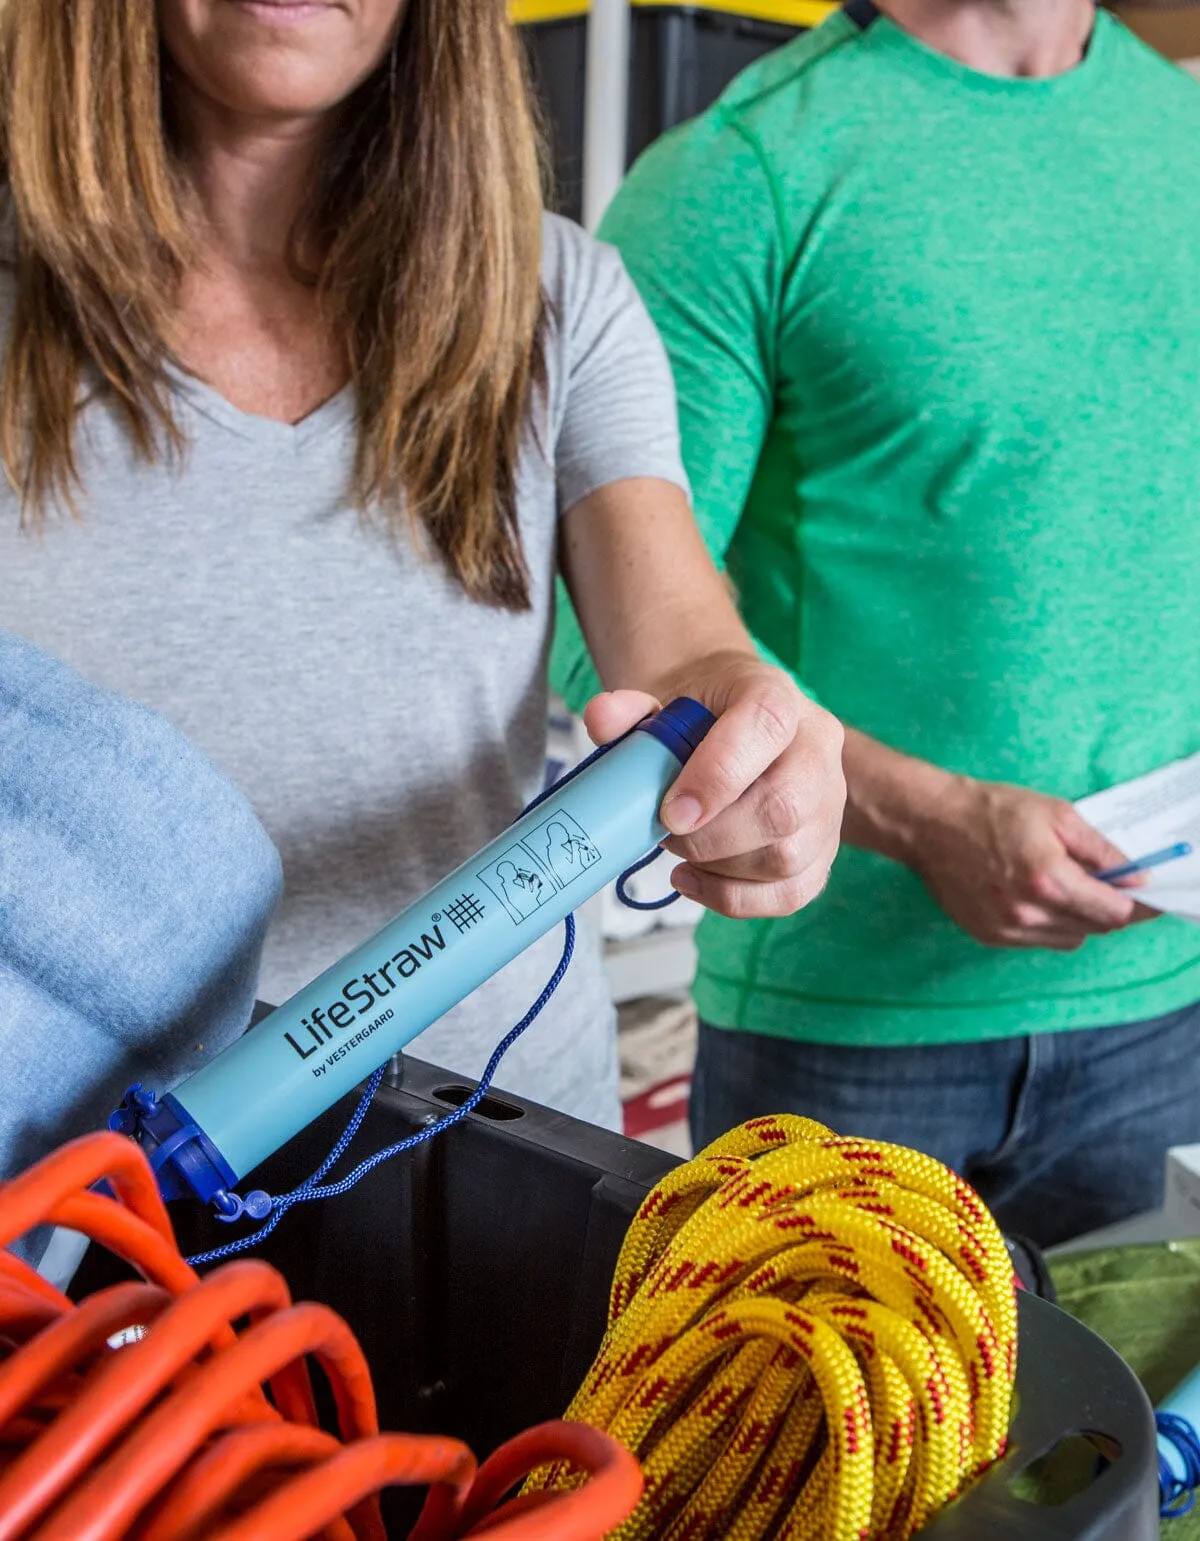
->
<box><xmin>190</xmin><ymin>60</ymin><xmax>365</xmax><ymax>124</ymax></box>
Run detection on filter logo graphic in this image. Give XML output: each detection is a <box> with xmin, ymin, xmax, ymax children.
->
<box><xmin>444</xmin><ymin>892</ymin><xmax>486</xmax><ymax>933</ymax></box>
<box><xmin>282</xmin><ymin>918</ymin><xmax>448</xmax><ymax>1065</ymax></box>
<box><xmin>477</xmin><ymin>809</ymin><xmax>602</xmax><ymax>925</ymax></box>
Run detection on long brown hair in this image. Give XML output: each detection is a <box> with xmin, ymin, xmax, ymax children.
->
<box><xmin>0</xmin><ymin>0</ymin><xmax>546</xmax><ymax>608</ymax></box>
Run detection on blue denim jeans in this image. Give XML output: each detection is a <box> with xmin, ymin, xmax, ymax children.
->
<box><xmin>690</xmin><ymin>1003</ymin><xmax>1200</xmax><ymax>1247</ymax></box>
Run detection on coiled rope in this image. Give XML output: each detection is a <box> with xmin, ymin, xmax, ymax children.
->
<box><xmin>0</xmin><ymin>1131</ymin><xmax>643</xmax><ymax>1540</ymax></box>
<box><xmin>528</xmin><ymin>1114</ymin><xmax>1018</xmax><ymax>1541</ymax></box>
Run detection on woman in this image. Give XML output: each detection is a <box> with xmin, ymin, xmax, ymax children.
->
<box><xmin>0</xmin><ymin>0</ymin><xmax>843</xmax><ymax>1132</ymax></box>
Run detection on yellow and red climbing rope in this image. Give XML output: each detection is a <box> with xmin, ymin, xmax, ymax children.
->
<box><xmin>0</xmin><ymin>1111</ymin><xmax>1017</xmax><ymax>1539</ymax></box>
<box><xmin>532</xmin><ymin>1114</ymin><xmax>1018</xmax><ymax>1541</ymax></box>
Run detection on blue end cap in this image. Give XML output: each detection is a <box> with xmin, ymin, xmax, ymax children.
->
<box><xmin>636</xmin><ymin>697</ymin><xmax>717</xmax><ymax>765</ymax></box>
<box><xmin>111</xmin><ymin>1085</ymin><xmax>238</xmax><ymax>1206</ymax></box>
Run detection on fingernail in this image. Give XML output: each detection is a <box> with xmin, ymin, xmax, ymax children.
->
<box><xmin>673</xmin><ymin>867</ymin><xmax>700</xmax><ymax>898</ymax></box>
<box><xmin>663</xmin><ymin>794</ymin><xmax>703</xmax><ymax>834</ymax></box>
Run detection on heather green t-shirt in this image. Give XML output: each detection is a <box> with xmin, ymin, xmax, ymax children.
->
<box><xmin>552</xmin><ymin>6</ymin><xmax>1200</xmax><ymax>1045</ymax></box>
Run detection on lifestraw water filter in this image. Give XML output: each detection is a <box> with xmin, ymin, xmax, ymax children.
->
<box><xmin>113</xmin><ymin>699</ymin><xmax>715</xmax><ymax>1212</ymax></box>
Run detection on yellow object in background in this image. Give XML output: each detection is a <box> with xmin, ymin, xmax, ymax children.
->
<box><xmin>510</xmin><ymin>0</ymin><xmax>589</xmax><ymax>24</ymax></box>
<box><xmin>531</xmin><ymin>1115</ymin><xmax>1017</xmax><ymax>1540</ymax></box>
<box><xmin>509</xmin><ymin>0</ymin><xmax>833</xmax><ymax>23</ymax></box>
<box><xmin>627</xmin><ymin>0</ymin><xmax>833</xmax><ymax>23</ymax></box>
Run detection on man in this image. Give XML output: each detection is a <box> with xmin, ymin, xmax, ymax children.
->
<box><xmin>553</xmin><ymin>0</ymin><xmax>1200</xmax><ymax>1244</ymax></box>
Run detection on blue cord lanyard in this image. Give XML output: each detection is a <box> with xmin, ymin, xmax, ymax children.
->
<box><xmin>185</xmin><ymin>734</ymin><xmax>681</xmax><ymax>1267</ymax></box>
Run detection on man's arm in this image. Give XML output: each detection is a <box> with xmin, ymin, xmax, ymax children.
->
<box><xmin>842</xmin><ymin>729</ymin><xmax>1146</xmax><ymax>950</ymax></box>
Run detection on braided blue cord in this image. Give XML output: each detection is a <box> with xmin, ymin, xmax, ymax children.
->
<box><xmin>616</xmin><ymin>848</ymin><xmax>681</xmax><ymax>911</ymax></box>
<box><xmin>185</xmin><ymin>915</ymin><xmax>577</xmax><ymax>1266</ymax></box>
<box><xmin>1158</xmin><ymin>1411</ymin><xmax>1200</xmax><ymax>1518</ymax></box>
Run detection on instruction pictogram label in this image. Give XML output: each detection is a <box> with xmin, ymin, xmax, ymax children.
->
<box><xmin>476</xmin><ymin>809</ymin><xmax>602</xmax><ymax>925</ymax></box>
<box><xmin>526</xmin><ymin>811</ymin><xmax>601</xmax><ymax>888</ymax></box>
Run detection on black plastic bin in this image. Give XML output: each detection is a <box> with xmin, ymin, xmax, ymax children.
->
<box><xmin>628</xmin><ymin>0</ymin><xmax>833</xmax><ymax>165</ymax></box>
<box><xmin>516</xmin><ymin>0</ymin><xmax>588</xmax><ymax>222</ymax></box>
<box><xmin>75</xmin><ymin>1054</ymin><xmax>1159</xmax><ymax>1539</ymax></box>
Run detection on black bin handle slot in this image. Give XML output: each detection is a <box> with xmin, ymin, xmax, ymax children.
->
<box><xmin>432</xmin><ymin>1084</ymin><xmax>526</xmax><ymax>1122</ymax></box>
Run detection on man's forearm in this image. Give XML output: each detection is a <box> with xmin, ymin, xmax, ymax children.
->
<box><xmin>841</xmin><ymin>727</ymin><xmax>958</xmax><ymax>866</ymax></box>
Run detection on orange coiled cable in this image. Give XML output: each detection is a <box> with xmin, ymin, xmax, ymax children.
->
<box><xmin>0</xmin><ymin>1132</ymin><xmax>642</xmax><ymax>1540</ymax></box>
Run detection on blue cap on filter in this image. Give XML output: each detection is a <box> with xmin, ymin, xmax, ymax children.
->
<box><xmin>636</xmin><ymin>697</ymin><xmax>717</xmax><ymax>764</ymax></box>
<box><xmin>110</xmin><ymin>1084</ymin><xmax>239</xmax><ymax>1210</ymax></box>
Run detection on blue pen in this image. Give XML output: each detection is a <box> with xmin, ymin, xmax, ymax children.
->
<box><xmin>1096</xmin><ymin>840</ymin><xmax>1193</xmax><ymax>884</ymax></box>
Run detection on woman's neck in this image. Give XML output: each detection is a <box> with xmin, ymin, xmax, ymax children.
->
<box><xmin>172</xmin><ymin>81</ymin><xmax>329</xmax><ymax>275</ymax></box>
<box><xmin>168</xmin><ymin>82</ymin><xmax>348</xmax><ymax>424</ymax></box>
<box><xmin>878</xmin><ymin>0</ymin><xmax>1096</xmax><ymax>78</ymax></box>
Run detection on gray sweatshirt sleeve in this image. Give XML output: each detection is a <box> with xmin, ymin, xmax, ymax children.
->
<box><xmin>545</xmin><ymin>215</ymin><xmax>691</xmax><ymax>516</ymax></box>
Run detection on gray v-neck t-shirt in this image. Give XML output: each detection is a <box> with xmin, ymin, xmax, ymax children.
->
<box><xmin>0</xmin><ymin>214</ymin><xmax>687</xmax><ymax>1129</ymax></box>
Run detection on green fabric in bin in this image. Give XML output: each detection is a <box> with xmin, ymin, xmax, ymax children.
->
<box><xmin>1050</xmin><ymin>1240</ymin><xmax>1200</xmax><ymax>1537</ymax></box>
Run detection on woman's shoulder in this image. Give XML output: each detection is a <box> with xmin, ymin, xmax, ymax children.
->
<box><xmin>539</xmin><ymin>211</ymin><xmax>635</xmax><ymax>322</ymax></box>
<box><xmin>538</xmin><ymin>211</ymin><xmax>649</xmax><ymax>382</ymax></box>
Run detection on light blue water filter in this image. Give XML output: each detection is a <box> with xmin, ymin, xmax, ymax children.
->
<box><xmin>115</xmin><ymin>700</ymin><xmax>714</xmax><ymax>1208</ymax></box>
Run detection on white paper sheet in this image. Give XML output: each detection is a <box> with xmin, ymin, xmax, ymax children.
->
<box><xmin>1075</xmin><ymin>753</ymin><xmax>1200</xmax><ymax>923</ymax></box>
